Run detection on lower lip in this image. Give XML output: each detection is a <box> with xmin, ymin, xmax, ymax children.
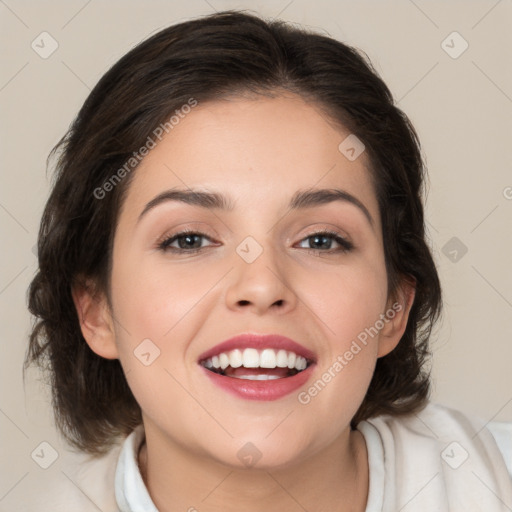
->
<box><xmin>200</xmin><ymin>364</ymin><xmax>316</xmax><ymax>401</ymax></box>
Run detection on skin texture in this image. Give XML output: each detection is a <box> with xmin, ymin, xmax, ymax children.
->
<box><xmin>73</xmin><ymin>93</ymin><xmax>414</xmax><ymax>511</ymax></box>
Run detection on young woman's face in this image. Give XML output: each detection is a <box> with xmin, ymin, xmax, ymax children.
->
<box><xmin>104</xmin><ymin>93</ymin><xmax>408</xmax><ymax>468</ymax></box>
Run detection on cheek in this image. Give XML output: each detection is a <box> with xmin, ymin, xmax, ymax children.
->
<box><xmin>297</xmin><ymin>253</ymin><xmax>388</xmax><ymax>419</ymax></box>
<box><xmin>108</xmin><ymin>259</ymin><xmax>203</xmax><ymax>424</ymax></box>
<box><xmin>109</xmin><ymin>256</ymin><xmax>230</xmax><ymax>391</ymax></box>
<box><xmin>302</xmin><ymin>255</ymin><xmax>388</xmax><ymax>348</ymax></box>
<box><xmin>110</xmin><ymin>255</ymin><xmax>212</xmax><ymax>340</ymax></box>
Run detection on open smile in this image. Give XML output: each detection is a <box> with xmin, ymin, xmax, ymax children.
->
<box><xmin>198</xmin><ymin>333</ymin><xmax>317</xmax><ymax>400</ymax></box>
<box><xmin>200</xmin><ymin>347</ymin><xmax>310</xmax><ymax>380</ymax></box>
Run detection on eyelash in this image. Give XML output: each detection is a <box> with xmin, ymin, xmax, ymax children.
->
<box><xmin>157</xmin><ymin>229</ymin><xmax>354</xmax><ymax>255</ymax></box>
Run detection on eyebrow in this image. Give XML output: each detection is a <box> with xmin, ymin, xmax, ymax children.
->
<box><xmin>137</xmin><ymin>187</ymin><xmax>374</xmax><ymax>227</ymax></box>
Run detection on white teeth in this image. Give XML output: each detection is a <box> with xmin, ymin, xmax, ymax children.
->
<box><xmin>236</xmin><ymin>374</ymin><xmax>282</xmax><ymax>380</ymax></box>
<box><xmin>219</xmin><ymin>353</ymin><xmax>230</xmax><ymax>370</ymax></box>
<box><xmin>202</xmin><ymin>348</ymin><xmax>311</xmax><ymax>372</ymax></box>
<box><xmin>260</xmin><ymin>349</ymin><xmax>276</xmax><ymax>368</ymax></box>
<box><xmin>242</xmin><ymin>348</ymin><xmax>260</xmax><ymax>368</ymax></box>
<box><xmin>229</xmin><ymin>349</ymin><xmax>243</xmax><ymax>368</ymax></box>
<box><xmin>276</xmin><ymin>349</ymin><xmax>289</xmax><ymax>368</ymax></box>
<box><xmin>296</xmin><ymin>356</ymin><xmax>307</xmax><ymax>371</ymax></box>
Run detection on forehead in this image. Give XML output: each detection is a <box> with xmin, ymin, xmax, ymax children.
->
<box><xmin>119</xmin><ymin>93</ymin><xmax>379</xmax><ymax>226</ymax></box>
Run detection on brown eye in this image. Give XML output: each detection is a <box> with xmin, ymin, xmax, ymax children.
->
<box><xmin>158</xmin><ymin>231</ymin><xmax>214</xmax><ymax>253</ymax></box>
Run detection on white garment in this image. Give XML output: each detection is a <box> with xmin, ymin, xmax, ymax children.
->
<box><xmin>114</xmin><ymin>403</ymin><xmax>512</xmax><ymax>512</ymax></box>
<box><xmin>357</xmin><ymin>403</ymin><xmax>512</xmax><ymax>511</ymax></box>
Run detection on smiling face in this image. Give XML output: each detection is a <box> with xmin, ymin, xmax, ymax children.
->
<box><xmin>76</xmin><ymin>92</ymin><xmax>413</xmax><ymax>470</ymax></box>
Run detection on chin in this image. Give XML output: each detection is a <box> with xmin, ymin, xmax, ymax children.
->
<box><xmin>208</xmin><ymin>435</ymin><xmax>315</xmax><ymax>472</ymax></box>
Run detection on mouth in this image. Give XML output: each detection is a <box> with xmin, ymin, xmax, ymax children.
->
<box><xmin>197</xmin><ymin>333</ymin><xmax>317</xmax><ymax>400</ymax></box>
<box><xmin>200</xmin><ymin>348</ymin><xmax>312</xmax><ymax>380</ymax></box>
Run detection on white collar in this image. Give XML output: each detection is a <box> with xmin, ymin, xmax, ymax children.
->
<box><xmin>115</xmin><ymin>424</ymin><xmax>158</xmax><ymax>512</ymax></box>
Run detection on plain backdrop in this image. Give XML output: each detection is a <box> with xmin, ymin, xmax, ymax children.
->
<box><xmin>1</xmin><ymin>0</ymin><xmax>511</xmax><ymax>506</ymax></box>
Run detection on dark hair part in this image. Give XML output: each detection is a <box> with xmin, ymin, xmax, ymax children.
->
<box><xmin>26</xmin><ymin>10</ymin><xmax>442</xmax><ymax>455</ymax></box>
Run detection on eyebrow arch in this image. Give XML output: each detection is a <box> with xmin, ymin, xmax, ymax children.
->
<box><xmin>138</xmin><ymin>189</ymin><xmax>234</xmax><ymax>223</ymax></box>
<box><xmin>137</xmin><ymin>187</ymin><xmax>374</xmax><ymax>228</ymax></box>
<box><xmin>289</xmin><ymin>188</ymin><xmax>374</xmax><ymax>227</ymax></box>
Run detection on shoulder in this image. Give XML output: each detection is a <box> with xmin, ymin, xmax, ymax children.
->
<box><xmin>365</xmin><ymin>402</ymin><xmax>511</xmax><ymax>474</ymax></box>
<box><xmin>358</xmin><ymin>402</ymin><xmax>512</xmax><ymax>511</ymax></box>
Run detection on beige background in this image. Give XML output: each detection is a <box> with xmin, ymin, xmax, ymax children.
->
<box><xmin>1</xmin><ymin>0</ymin><xmax>511</xmax><ymax>507</ymax></box>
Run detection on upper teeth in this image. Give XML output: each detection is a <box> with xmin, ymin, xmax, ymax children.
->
<box><xmin>203</xmin><ymin>348</ymin><xmax>308</xmax><ymax>371</ymax></box>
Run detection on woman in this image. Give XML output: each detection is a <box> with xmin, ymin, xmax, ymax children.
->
<box><xmin>26</xmin><ymin>10</ymin><xmax>511</xmax><ymax>511</ymax></box>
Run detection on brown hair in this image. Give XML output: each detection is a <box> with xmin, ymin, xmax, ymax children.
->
<box><xmin>26</xmin><ymin>10</ymin><xmax>442</xmax><ymax>455</ymax></box>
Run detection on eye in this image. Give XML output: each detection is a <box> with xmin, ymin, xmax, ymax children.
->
<box><xmin>158</xmin><ymin>230</ymin><xmax>215</xmax><ymax>253</ymax></box>
<box><xmin>296</xmin><ymin>230</ymin><xmax>353</xmax><ymax>253</ymax></box>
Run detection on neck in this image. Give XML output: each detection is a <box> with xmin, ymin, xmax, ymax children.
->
<box><xmin>137</xmin><ymin>422</ymin><xmax>369</xmax><ymax>512</ymax></box>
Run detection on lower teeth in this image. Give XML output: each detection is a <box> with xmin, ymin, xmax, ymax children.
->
<box><xmin>207</xmin><ymin>367</ymin><xmax>301</xmax><ymax>379</ymax></box>
<box><xmin>233</xmin><ymin>374</ymin><xmax>283</xmax><ymax>381</ymax></box>
<box><xmin>203</xmin><ymin>363</ymin><xmax>307</xmax><ymax>379</ymax></box>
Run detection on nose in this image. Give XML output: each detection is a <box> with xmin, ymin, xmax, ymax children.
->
<box><xmin>224</xmin><ymin>240</ymin><xmax>298</xmax><ymax>316</ymax></box>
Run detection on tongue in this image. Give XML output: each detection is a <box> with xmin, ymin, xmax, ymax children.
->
<box><xmin>223</xmin><ymin>366</ymin><xmax>292</xmax><ymax>378</ymax></box>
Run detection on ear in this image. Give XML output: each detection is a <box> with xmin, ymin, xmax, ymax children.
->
<box><xmin>71</xmin><ymin>277</ymin><xmax>119</xmax><ymax>359</ymax></box>
<box><xmin>377</xmin><ymin>277</ymin><xmax>416</xmax><ymax>358</ymax></box>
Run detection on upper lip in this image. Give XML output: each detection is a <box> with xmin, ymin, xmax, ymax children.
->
<box><xmin>197</xmin><ymin>333</ymin><xmax>317</xmax><ymax>363</ymax></box>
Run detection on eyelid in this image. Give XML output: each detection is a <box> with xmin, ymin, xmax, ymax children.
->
<box><xmin>295</xmin><ymin>228</ymin><xmax>354</xmax><ymax>251</ymax></box>
<box><xmin>154</xmin><ymin>223</ymin><xmax>218</xmax><ymax>246</ymax></box>
<box><xmin>298</xmin><ymin>224</ymin><xmax>353</xmax><ymax>244</ymax></box>
<box><xmin>300</xmin><ymin>226</ymin><xmax>349</xmax><ymax>240</ymax></box>
<box><xmin>156</xmin><ymin>230</ymin><xmax>216</xmax><ymax>252</ymax></box>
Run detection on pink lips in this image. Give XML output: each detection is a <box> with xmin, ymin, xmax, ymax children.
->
<box><xmin>198</xmin><ymin>333</ymin><xmax>317</xmax><ymax>401</ymax></box>
<box><xmin>197</xmin><ymin>333</ymin><xmax>317</xmax><ymax>363</ymax></box>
